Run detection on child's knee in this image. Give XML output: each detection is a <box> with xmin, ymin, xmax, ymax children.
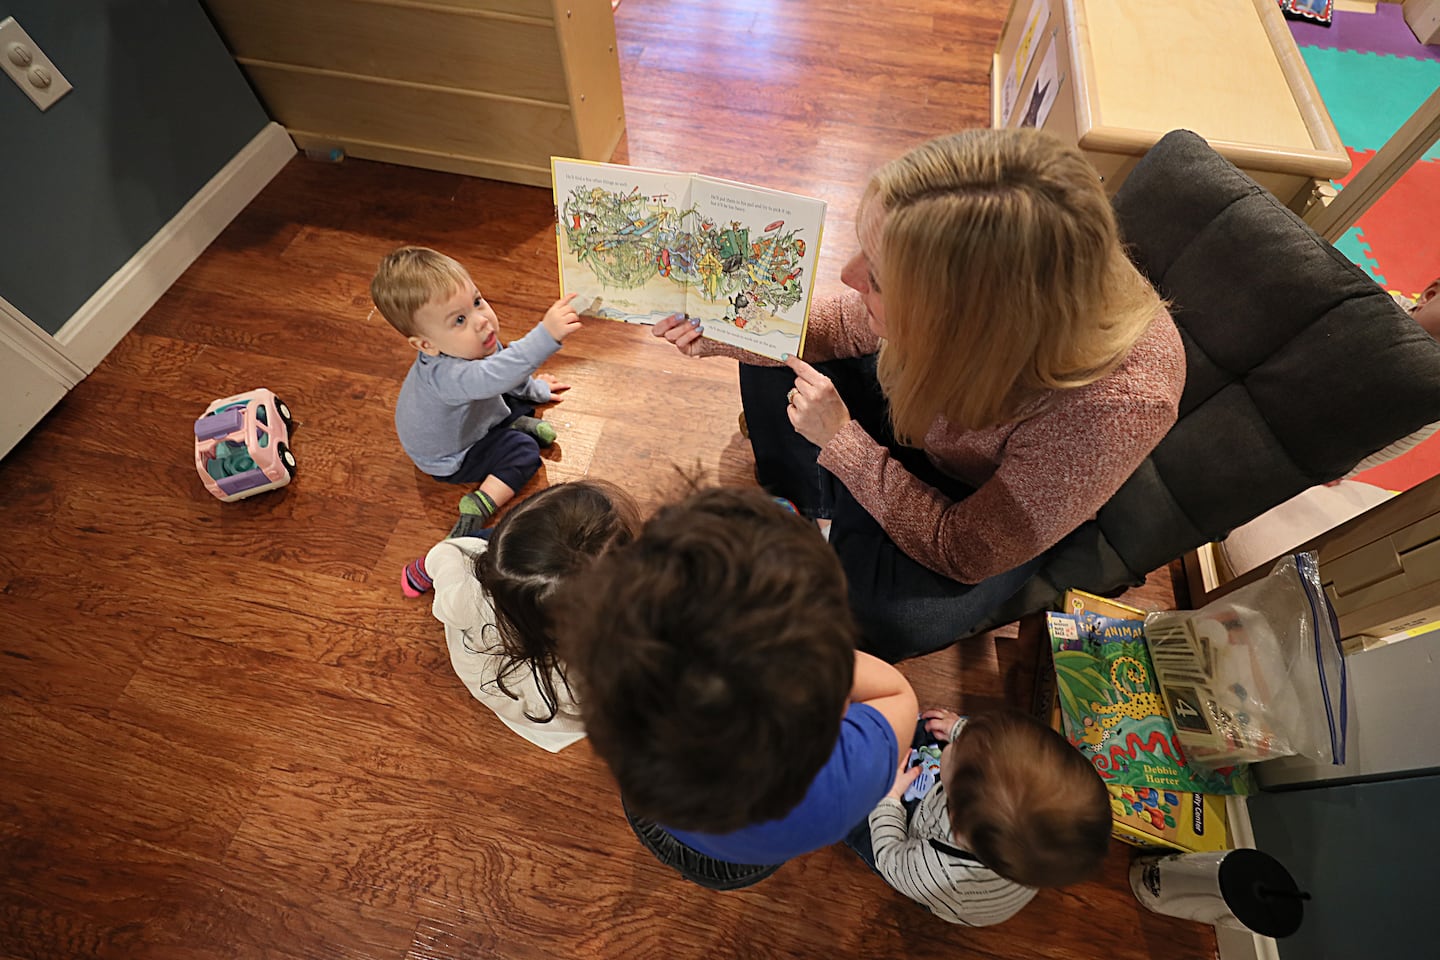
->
<box><xmin>493</xmin><ymin>431</ymin><xmax>542</xmax><ymax>489</ymax></box>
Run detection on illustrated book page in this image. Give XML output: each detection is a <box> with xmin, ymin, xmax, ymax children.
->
<box><xmin>553</xmin><ymin>158</ymin><xmax>825</xmax><ymax>361</ymax></box>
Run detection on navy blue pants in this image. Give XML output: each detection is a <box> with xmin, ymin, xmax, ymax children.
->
<box><xmin>738</xmin><ymin>358</ymin><xmax>1039</xmax><ymax>662</ymax></box>
<box><xmin>436</xmin><ymin>395</ymin><xmax>542</xmax><ymax>491</ymax></box>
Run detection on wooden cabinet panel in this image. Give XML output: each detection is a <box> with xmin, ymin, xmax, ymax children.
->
<box><xmin>244</xmin><ymin>64</ymin><xmax>576</xmax><ymax>167</ymax></box>
<box><xmin>419</xmin><ymin>0</ymin><xmax>555</xmax><ymax>17</ymax></box>
<box><xmin>202</xmin><ymin>0</ymin><xmax>624</xmax><ymax>185</ymax></box>
<box><xmin>991</xmin><ymin>0</ymin><xmax>1348</xmax><ymax>207</ymax></box>
<box><xmin>205</xmin><ymin>0</ymin><xmax>569</xmax><ymax>103</ymax></box>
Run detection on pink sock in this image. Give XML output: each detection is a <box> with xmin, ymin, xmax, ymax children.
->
<box><xmin>401</xmin><ymin>557</ymin><xmax>432</xmax><ymax>598</ymax></box>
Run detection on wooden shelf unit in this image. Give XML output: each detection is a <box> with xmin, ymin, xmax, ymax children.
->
<box><xmin>991</xmin><ymin>0</ymin><xmax>1350</xmax><ymax>211</ymax></box>
<box><xmin>203</xmin><ymin>0</ymin><xmax>626</xmax><ymax>186</ymax></box>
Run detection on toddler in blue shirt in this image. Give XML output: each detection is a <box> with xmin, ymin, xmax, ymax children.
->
<box><xmin>371</xmin><ymin>246</ymin><xmax>582</xmax><ymax>536</ymax></box>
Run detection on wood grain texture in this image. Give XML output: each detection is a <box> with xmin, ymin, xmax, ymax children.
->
<box><xmin>203</xmin><ymin>0</ymin><xmax>624</xmax><ymax>184</ymax></box>
<box><xmin>206</xmin><ymin>0</ymin><xmax>572</xmax><ymax>103</ymax></box>
<box><xmin>0</xmin><ymin>1</ymin><xmax>1212</xmax><ymax>957</ymax></box>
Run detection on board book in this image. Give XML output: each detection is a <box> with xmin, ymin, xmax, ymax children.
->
<box><xmin>1107</xmin><ymin>783</ymin><xmax>1231</xmax><ymax>854</ymax></box>
<box><xmin>1047</xmin><ymin>610</ymin><xmax>1251</xmax><ymax>796</ymax></box>
<box><xmin>1036</xmin><ymin>592</ymin><xmax>1233</xmax><ymax>852</ymax></box>
<box><xmin>551</xmin><ymin>158</ymin><xmax>825</xmax><ymax>361</ymax></box>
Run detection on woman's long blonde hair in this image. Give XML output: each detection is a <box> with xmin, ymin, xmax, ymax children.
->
<box><xmin>870</xmin><ymin>129</ymin><xmax>1162</xmax><ymax>442</ymax></box>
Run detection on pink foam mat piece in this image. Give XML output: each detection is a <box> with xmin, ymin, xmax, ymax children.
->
<box><xmin>1341</xmin><ymin>148</ymin><xmax>1439</xmax><ymax>299</ymax></box>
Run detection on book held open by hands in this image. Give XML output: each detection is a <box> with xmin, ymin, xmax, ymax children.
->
<box><xmin>552</xmin><ymin>158</ymin><xmax>826</xmax><ymax>361</ymax></box>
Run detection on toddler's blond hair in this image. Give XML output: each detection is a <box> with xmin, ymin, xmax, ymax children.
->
<box><xmin>370</xmin><ymin>246</ymin><xmax>471</xmax><ymax>337</ymax></box>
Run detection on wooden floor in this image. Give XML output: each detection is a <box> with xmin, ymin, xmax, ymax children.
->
<box><xmin>0</xmin><ymin>1</ymin><xmax>1216</xmax><ymax>958</ymax></box>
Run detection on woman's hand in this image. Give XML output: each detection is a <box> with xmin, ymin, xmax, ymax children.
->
<box><xmin>785</xmin><ymin>356</ymin><xmax>851</xmax><ymax>447</ymax></box>
<box><xmin>886</xmin><ymin>757</ymin><xmax>922</xmax><ymax>802</ymax></box>
<box><xmin>651</xmin><ymin>314</ymin><xmax>705</xmax><ymax>357</ymax></box>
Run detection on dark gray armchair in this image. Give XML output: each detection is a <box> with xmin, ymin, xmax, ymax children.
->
<box><xmin>974</xmin><ymin>129</ymin><xmax>1440</xmax><ymax>629</ymax></box>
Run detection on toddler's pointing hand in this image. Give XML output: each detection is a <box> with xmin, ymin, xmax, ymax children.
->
<box><xmin>543</xmin><ymin>293</ymin><xmax>584</xmax><ymax>342</ymax></box>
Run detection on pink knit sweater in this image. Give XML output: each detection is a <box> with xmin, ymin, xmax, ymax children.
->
<box><xmin>699</xmin><ymin>291</ymin><xmax>1186</xmax><ymax>583</ymax></box>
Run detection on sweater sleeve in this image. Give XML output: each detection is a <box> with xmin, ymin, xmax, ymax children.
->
<box><xmin>691</xmin><ymin>290</ymin><xmax>881</xmax><ymax>365</ymax></box>
<box><xmin>869</xmin><ymin>799</ymin><xmax>971</xmax><ymax>924</ymax></box>
<box><xmin>430</xmin><ymin>324</ymin><xmax>562</xmax><ymax>403</ymax></box>
<box><xmin>512</xmin><ymin>374</ymin><xmax>554</xmax><ymax>405</ymax></box>
<box><xmin>817</xmin><ymin>390</ymin><xmax>1179</xmax><ymax>583</ymax></box>
<box><xmin>869</xmin><ymin>798</ymin><xmax>1037</xmax><ymax>926</ymax></box>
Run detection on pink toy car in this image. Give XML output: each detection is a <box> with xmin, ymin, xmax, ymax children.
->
<box><xmin>193</xmin><ymin>388</ymin><xmax>296</xmax><ymax>502</ymax></box>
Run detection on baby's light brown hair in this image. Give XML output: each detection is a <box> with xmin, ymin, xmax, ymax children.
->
<box><xmin>370</xmin><ymin>246</ymin><xmax>471</xmax><ymax>337</ymax></box>
<box><xmin>944</xmin><ymin>709</ymin><xmax>1111</xmax><ymax>888</ymax></box>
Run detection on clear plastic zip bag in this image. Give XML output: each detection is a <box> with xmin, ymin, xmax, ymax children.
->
<box><xmin>1143</xmin><ymin>553</ymin><xmax>1347</xmax><ymax>769</ymax></box>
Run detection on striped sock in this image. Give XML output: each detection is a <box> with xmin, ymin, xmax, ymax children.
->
<box><xmin>508</xmin><ymin>415</ymin><xmax>557</xmax><ymax>447</ymax></box>
<box><xmin>459</xmin><ymin>490</ymin><xmax>498</xmax><ymax>522</ymax></box>
<box><xmin>401</xmin><ymin>556</ymin><xmax>433</xmax><ymax>598</ymax></box>
<box><xmin>447</xmin><ymin>513</ymin><xmax>494</xmax><ymax>540</ymax></box>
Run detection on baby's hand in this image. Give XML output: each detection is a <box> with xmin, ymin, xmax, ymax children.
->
<box><xmin>885</xmin><ymin>758</ymin><xmax>923</xmax><ymax>802</ymax></box>
<box><xmin>536</xmin><ymin>372</ymin><xmax>570</xmax><ymax>395</ymax></box>
<box><xmin>921</xmin><ymin>708</ymin><xmax>963</xmax><ymax>742</ymax></box>
<box><xmin>543</xmin><ymin>293</ymin><xmax>583</xmax><ymax>342</ymax></box>
<box><xmin>651</xmin><ymin>314</ymin><xmax>705</xmax><ymax>357</ymax></box>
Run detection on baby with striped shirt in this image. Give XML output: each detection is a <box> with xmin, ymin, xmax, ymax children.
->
<box><xmin>855</xmin><ymin>708</ymin><xmax>1111</xmax><ymax>926</ymax></box>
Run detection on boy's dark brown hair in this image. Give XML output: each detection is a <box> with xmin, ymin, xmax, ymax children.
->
<box><xmin>558</xmin><ymin>486</ymin><xmax>857</xmax><ymax>833</ymax></box>
<box><xmin>475</xmin><ymin>481</ymin><xmax>642</xmax><ymax>723</ymax></box>
<box><xmin>944</xmin><ymin>709</ymin><xmax>1111</xmax><ymax>888</ymax></box>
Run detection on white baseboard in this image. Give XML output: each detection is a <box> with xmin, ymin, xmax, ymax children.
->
<box><xmin>55</xmin><ymin>121</ymin><xmax>296</xmax><ymax>373</ymax></box>
<box><xmin>0</xmin><ymin>300</ymin><xmax>76</xmax><ymax>461</ymax></box>
<box><xmin>0</xmin><ymin>293</ymin><xmax>86</xmax><ymax>386</ymax></box>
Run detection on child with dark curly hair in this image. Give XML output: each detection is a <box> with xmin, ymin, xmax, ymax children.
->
<box><xmin>559</xmin><ymin>486</ymin><xmax>916</xmax><ymax>888</ymax></box>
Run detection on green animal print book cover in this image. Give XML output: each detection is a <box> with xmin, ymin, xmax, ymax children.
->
<box><xmin>1047</xmin><ymin>612</ymin><xmax>1251</xmax><ymax>796</ymax></box>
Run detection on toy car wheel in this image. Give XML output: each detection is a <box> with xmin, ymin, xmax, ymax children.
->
<box><xmin>278</xmin><ymin>442</ymin><xmax>296</xmax><ymax>480</ymax></box>
<box><xmin>274</xmin><ymin>396</ymin><xmax>295</xmax><ymax>434</ymax></box>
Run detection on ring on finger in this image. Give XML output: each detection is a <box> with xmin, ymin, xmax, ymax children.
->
<box><xmin>786</xmin><ymin>388</ymin><xmax>798</xmax><ymax>405</ymax></box>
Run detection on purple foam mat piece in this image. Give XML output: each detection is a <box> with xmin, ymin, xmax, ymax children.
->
<box><xmin>1290</xmin><ymin>3</ymin><xmax>1440</xmax><ymax>61</ymax></box>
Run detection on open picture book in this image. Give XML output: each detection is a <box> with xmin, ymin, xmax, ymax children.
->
<box><xmin>552</xmin><ymin>158</ymin><xmax>826</xmax><ymax>361</ymax></box>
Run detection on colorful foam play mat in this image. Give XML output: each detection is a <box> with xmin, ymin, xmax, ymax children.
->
<box><xmin>1291</xmin><ymin>4</ymin><xmax>1440</xmax><ymax>492</ymax></box>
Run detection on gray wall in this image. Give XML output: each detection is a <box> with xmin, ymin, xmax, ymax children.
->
<box><xmin>1249</xmin><ymin>775</ymin><xmax>1437</xmax><ymax>960</ymax></box>
<box><xmin>1258</xmin><ymin>628</ymin><xmax>1440</xmax><ymax>788</ymax></box>
<box><xmin>0</xmin><ymin>0</ymin><xmax>269</xmax><ymax>334</ymax></box>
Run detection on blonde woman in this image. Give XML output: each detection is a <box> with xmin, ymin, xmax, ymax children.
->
<box><xmin>654</xmin><ymin>129</ymin><xmax>1185</xmax><ymax>660</ymax></box>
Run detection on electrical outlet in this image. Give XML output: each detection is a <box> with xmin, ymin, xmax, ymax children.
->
<box><xmin>0</xmin><ymin>17</ymin><xmax>72</xmax><ymax>112</ymax></box>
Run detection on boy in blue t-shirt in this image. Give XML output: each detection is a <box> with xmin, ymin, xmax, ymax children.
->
<box><xmin>560</xmin><ymin>486</ymin><xmax>916</xmax><ymax>889</ymax></box>
<box><xmin>371</xmin><ymin>246</ymin><xmax>583</xmax><ymax>527</ymax></box>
